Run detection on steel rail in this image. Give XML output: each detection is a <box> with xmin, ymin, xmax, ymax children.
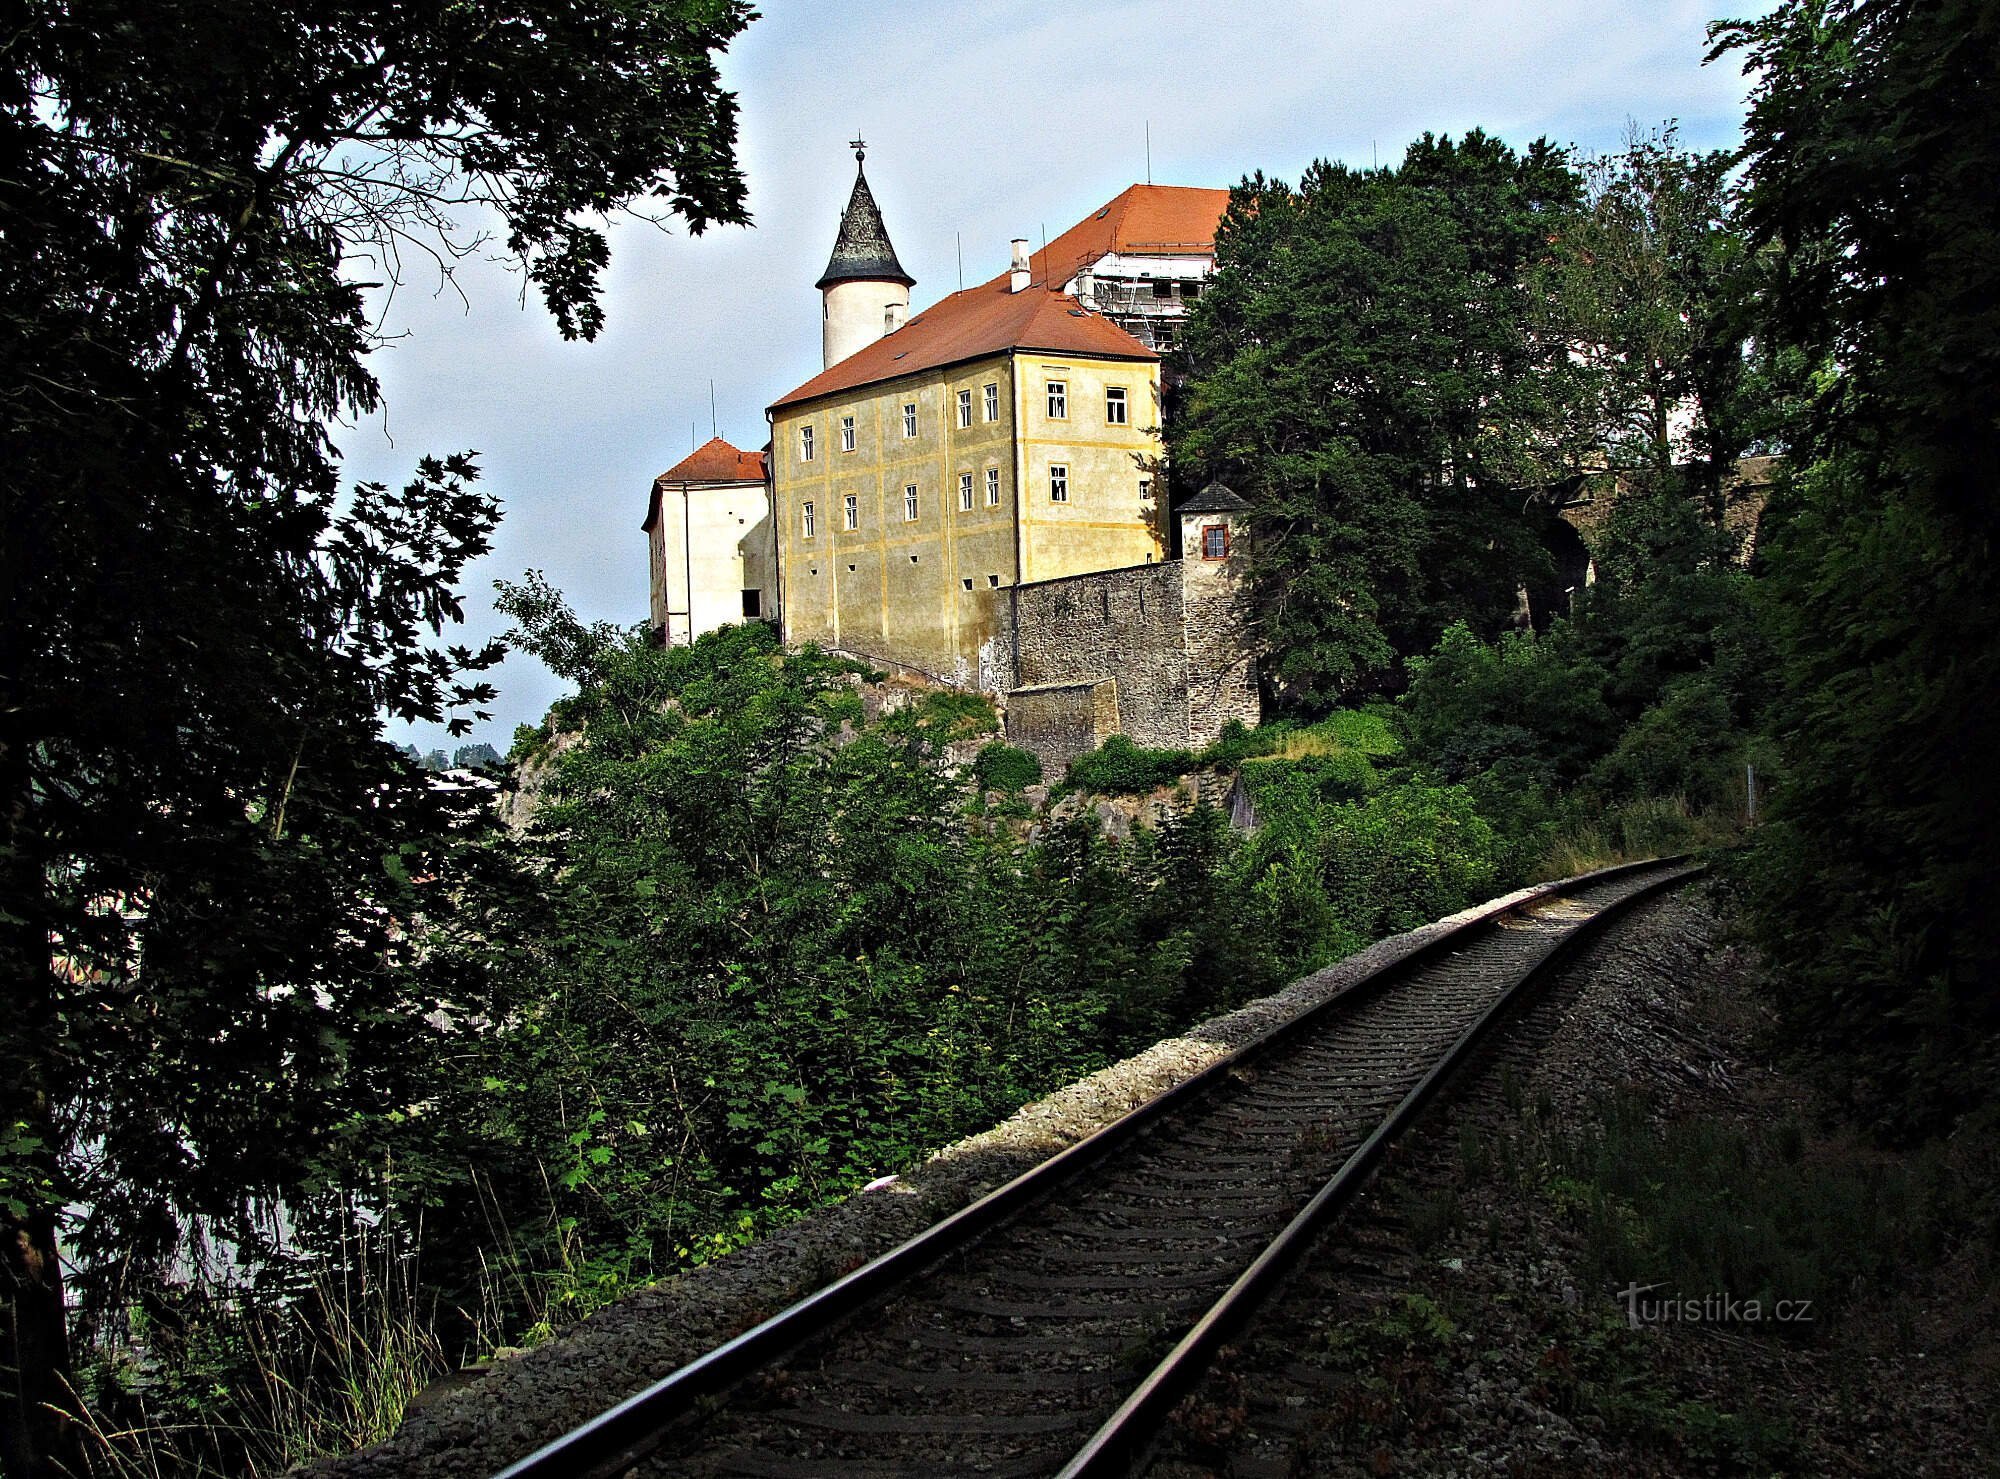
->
<box><xmin>1056</xmin><ymin>859</ymin><xmax>1705</xmax><ymax>1478</ymax></box>
<box><xmin>491</xmin><ymin>855</ymin><xmax>1691</xmax><ymax>1479</ymax></box>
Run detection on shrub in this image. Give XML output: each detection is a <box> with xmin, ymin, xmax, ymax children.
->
<box><xmin>1065</xmin><ymin>734</ymin><xmax>1197</xmax><ymax>794</ymax></box>
<box><xmin>1588</xmin><ymin>676</ymin><xmax>1730</xmax><ymax>800</ymax></box>
<box><xmin>971</xmin><ymin>741</ymin><xmax>1042</xmax><ymax>794</ymax></box>
<box><xmin>912</xmin><ymin>687</ymin><xmax>999</xmax><ymax>738</ymax></box>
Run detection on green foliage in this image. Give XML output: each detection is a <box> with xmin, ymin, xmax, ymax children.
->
<box><xmin>1064</xmin><ymin>735</ymin><xmax>1199</xmax><ymax>795</ymax></box>
<box><xmin>1588</xmin><ymin>676</ymin><xmax>1741</xmax><ymax>807</ymax></box>
<box><xmin>1403</xmin><ymin>621</ymin><xmax>1619</xmax><ymax>790</ymax></box>
<box><xmin>1172</xmin><ymin>132</ymin><xmax>1592</xmax><ymax>704</ymax></box>
<box><xmin>1554</xmin><ymin>125</ymin><xmax>1771</xmax><ymax>482</ymax></box>
<box><xmin>1715</xmin><ymin>0</ymin><xmax>2000</xmax><ymax>1130</ymax></box>
<box><xmin>1238</xmin><ymin>768</ymin><xmax>1501</xmax><ymax>969</ymax></box>
<box><xmin>1528</xmin><ymin>1307</ymin><xmax>1799</xmax><ymax>1469</ymax></box>
<box><xmin>1</xmin><ymin>1</ymin><xmax>753</xmax><ymax>1468</ymax></box>
<box><xmin>1540</xmin><ymin>1091</ymin><xmax>1959</xmax><ymax>1324</ymax></box>
<box><xmin>971</xmin><ymin>741</ymin><xmax>1042</xmax><ymax>794</ymax></box>
<box><xmin>911</xmin><ymin>688</ymin><xmax>1000</xmax><ymax>739</ymax></box>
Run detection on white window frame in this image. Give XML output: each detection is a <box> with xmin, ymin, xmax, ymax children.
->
<box><xmin>1046</xmin><ymin>380</ymin><xmax>1067</xmax><ymax>419</ymax></box>
<box><xmin>983</xmin><ymin>383</ymin><xmax>999</xmax><ymax>421</ymax></box>
<box><xmin>902</xmin><ymin>402</ymin><xmax>918</xmax><ymax>438</ymax></box>
<box><xmin>958</xmin><ymin>472</ymin><xmax>974</xmax><ymax>512</ymax></box>
<box><xmin>956</xmin><ymin>389</ymin><xmax>972</xmax><ymax>428</ymax></box>
<box><xmin>1049</xmin><ymin>464</ymin><xmax>1069</xmax><ymax>503</ymax></box>
<box><xmin>1105</xmin><ymin>386</ymin><xmax>1128</xmax><ymax>425</ymax></box>
<box><xmin>903</xmin><ymin>483</ymin><xmax>919</xmax><ymax>521</ymax></box>
<box><xmin>800</xmin><ymin>424</ymin><xmax>814</xmax><ymax>461</ymax></box>
<box><xmin>840</xmin><ymin>415</ymin><xmax>855</xmax><ymax>452</ymax></box>
<box><xmin>802</xmin><ymin>501</ymin><xmax>815</xmax><ymax>538</ymax></box>
<box><xmin>985</xmin><ymin>467</ymin><xmax>1000</xmax><ymax>506</ymax></box>
<box><xmin>843</xmin><ymin>494</ymin><xmax>858</xmax><ymax>530</ymax></box>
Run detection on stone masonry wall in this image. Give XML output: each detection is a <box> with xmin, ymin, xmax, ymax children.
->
<box><xmin>1006</xmin><ymin>562</ymin><xmax>1188</xmax><ymax>751</ymax></box>
<box><xmin>1180</xmin><ymin>551</ymin><xmax>1261</xmax><ymax>748</ymax></box>
<box><xmin>1004</xmin><ymin>680</ymin><xmax>1119</xmax><ymax>777</ymax></box>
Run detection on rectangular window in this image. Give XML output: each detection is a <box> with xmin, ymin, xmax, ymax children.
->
<box><xmin>742</xmin><ymin>588</ymin><xmax>762</xmax><ymax>618</ymax></box>
<box><xmin>800</xmin><ymin>425</ymin><xmax>815</xmax><ymax>461</ymax></box>
<box><xmin>1202</xmin><ymin>523</ymin><xmax>1229</xmax><ymax>560</ymax></box>
<box><xmin>903</xmin><ymin>484</ymin><xmax>919</xmax><ymax>520</ymax></box>
<box><xmin>1149</xmin><ymin>279</ymin><xmax>1173</xmax><ymax>299</ymax></box>
<box><xmin>840</xmin><ymin>415</ymin><xmax>855</xmax><ymax>452</ymax></box>
<box><xmin>902</xmin><ymin>402</ymin><xmax>917</xmax><ymax>438</ymax></box>
<box><xmin>956</xmin><ymin>389</ymin><xmax>972</xmax><ymax>428</ymax></box>
<box><xmin>1181</xmin><ymin>280</ymin><xmax>1202</xmax><ymax>300</ymax></box>
<box><xmin>988</xmin><ymin>574</ymin><xmax>1000</xmax><ymax>588</ymax></box>
<box><xmin>1049</xmin><ymin>464</ymin><xmax>1069</xmax><ymax>503</ymax></box>
<box><xmin>1105</xmin><ymin>386</ymin><xmax>1128</xmax><ymax>425</ymax></box>
<box><xmin>983</xmin><ymin>383</ymin><xmax>999</xmax><ymax>421</ymax></box>
<box><xmin>985</xmin><ymin>467</ymin><xmax>1000</xmax><ymax>505</ymax></box>
<box><xmin>802</xmin><ymin>501</ymin><xmax>816</xmax><ymax>538</ymax></box>
<box><xmin>1046</xmin><ymin>380</ymin><xmax>1066</xmax><ymax>419</ymax></box>
<box><xmin>1139</xmin><ymin>477</ymin><xmax>1152</xmax><ymax>505</ymax></box>
<box><xmin>843</xmin><ymin>494</ymin><xmax>858</xmax><ymax>530</ymax></box>
<box><xmin>958</xmin><ymin>472</ymin><xmax>974</xmax><ymax>511</ymax></box>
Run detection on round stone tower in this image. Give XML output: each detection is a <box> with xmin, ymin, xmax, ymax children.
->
<box><xmin>817</xmin><ymin>142</ymin><xmax>915</xmax><ymax>370</ymax></box>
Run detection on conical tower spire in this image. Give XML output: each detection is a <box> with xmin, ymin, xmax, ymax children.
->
<box><xmin>816</xmin><ymin>140</ymin><xmax>915</xmax><ymax>291</ymax></box>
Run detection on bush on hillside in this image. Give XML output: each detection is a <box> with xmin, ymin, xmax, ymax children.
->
<box><xmin>971</xmin><ymin>741</ymin><xmax>1042</xmax><ymax>793</ymax></box>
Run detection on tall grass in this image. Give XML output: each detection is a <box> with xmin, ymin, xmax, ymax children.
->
<box><xmin>73</xmin><ymin>1272</ymin><xmax>451</xmax><ymax>1477</ymax></box>
<box><xmin>1532</xmin><ymin>794</ymin><xmax>1749</xmax><ymax>881</ymax></box>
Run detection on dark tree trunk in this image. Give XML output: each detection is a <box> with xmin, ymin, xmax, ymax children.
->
<box><xmin>1</xmin><ymin>1201</ymin><xmax>76</xmax><ymax>1479</ymax></box>
<box><xmin>0</xmin><ymin>709</ymin><xmax>82</xmax><ymax>1476</ymax></box>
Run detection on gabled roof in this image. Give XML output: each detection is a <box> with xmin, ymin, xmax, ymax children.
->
<box><xmin>1032</xmin><ymin>184</ymin><xmax>1230</xmax><ymax>287</ymax></box>
<box><xmin>817</xmin><ymin>161</ymin><xmax>915</xmax><ymax>291</ymax></box>
<box><xmin>642</xmin><ymin>438</ymin><xmax>769</xmax><ymax>531</ymax></box>
<box><xmin>770</xmin><ymin>278</ymin><xmax>1155</xmax><ymax>413</ymax></box>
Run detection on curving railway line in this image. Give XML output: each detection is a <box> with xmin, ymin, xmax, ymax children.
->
<box><xmin>494</xmin><ymin>856</ymin><xmax>1702</xmax><ymax>1479</ymax></box>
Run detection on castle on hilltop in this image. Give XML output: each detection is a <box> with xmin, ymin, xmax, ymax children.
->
<box><xmin>646</xmin><ymin>147</ymin><xmax>1260</xmax><ymax>770</ymax></box>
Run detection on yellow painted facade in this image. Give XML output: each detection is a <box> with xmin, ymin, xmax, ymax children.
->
<box><xmin>774</xmin><ymin>350</ymin><xmax>1163</xmax><ymax>681</ymax></box>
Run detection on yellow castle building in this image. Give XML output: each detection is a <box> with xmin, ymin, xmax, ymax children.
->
<box><xmin>648</xmin><ymin>148</ymin><xmax>1258</xmax><ymax>766</ymax></box>
<box><xmin>766</xmin><ymin>148</ymin><xmax>1228</xmax><ymax>686</ymax></box>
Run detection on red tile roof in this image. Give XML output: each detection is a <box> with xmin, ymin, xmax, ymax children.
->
<box><xmin>770</xmin><ymin>185</ymin><xmax>1226</xmax><ymax>415</ymax></box>
<box><xmin>1030</xmin><ymin>183</ymin><xmax>1230</xmax><ymax>287</ymax></box>
<box><xmin>656</xmin><ymin>437</ymin><xmax>769</xmax><ymax>485</ymax></box>
<box><xmin>770</xmin><ymin>280</ymin><xmax>1154</xmax><ymax>413</ymax></box>
<box><xmin>642</xmin><ymin>437</ymin><xmax>769</xmax><ymax>530</ymax></box>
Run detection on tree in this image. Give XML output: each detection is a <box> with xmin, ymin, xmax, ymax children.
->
<box><xmin>0</xmin><ymin>4</ymin><xmax>750</xmax><ymax>1470</ymax></box>
<box><xmin>1714</xmin><ymin>0</ymin><xmax>2000</xmax><ymax>1130</ymax></box>
<box><xmin>1169</xmin><ymin>133</ymin><xmax>1591</xmax><ymax>707</ymax></box>
<box><xmin>1551</xmin><ymin>125</ymin><xmax>1767</xmax><ymax>499</ymax></box>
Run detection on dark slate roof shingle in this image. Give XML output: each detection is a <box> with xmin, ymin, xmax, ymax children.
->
<box><xmin>816</xmin><ymin>163</ymin><xmax>915</xmax><ymax>291</ymax></box>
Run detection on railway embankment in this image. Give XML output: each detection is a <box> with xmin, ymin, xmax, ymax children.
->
<box><xmin>313</xmin><ymin>878</ymin><xmax>1997</xmax><ymax>1478</ymax></box>
<box><xmin>1148</xmin><ymin>888</ymin><xmax>1998</xmax><ymax>1476</ymax></box>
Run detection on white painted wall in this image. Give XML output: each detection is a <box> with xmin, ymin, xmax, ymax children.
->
<box><xmin>653</xmin><ymin>479</ymin><xmax>778</xmax><ymax>644</ymax></box>
<box><xmin>823</xmin><ymin>278</ymin><xmax>910</xmax><ymax>369</ymax></box>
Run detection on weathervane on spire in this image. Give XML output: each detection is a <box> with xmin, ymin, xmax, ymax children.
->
<box><xmin>850</xmin><ymin>134</ymin><xmax>866</xmax><ymax>166</ymax></box>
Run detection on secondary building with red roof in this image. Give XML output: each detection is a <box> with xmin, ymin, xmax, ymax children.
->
<box><xmin>643</xmin><ymin>436</ymin><xmax>775</xmax><ymax>645</ymax></box>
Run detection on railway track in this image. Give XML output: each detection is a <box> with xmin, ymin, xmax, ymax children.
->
<box><xmin>495</xmin><ymin>856</ymin><xmax>1701</xmax><ymax>1479</ymax></box>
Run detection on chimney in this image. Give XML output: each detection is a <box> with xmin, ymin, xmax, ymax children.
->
<box><xmin>885</xmin><ymin>301</ymin><xmax>906</xmax><ymax>333</ymax></box>
<box><xmin>1010</xmin><ymin>238</ymin><xmax>1031</xmax><ymax>294</ymax></box>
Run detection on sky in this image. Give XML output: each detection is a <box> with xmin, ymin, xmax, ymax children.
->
<box><xmin>344</xmin><ymin>0</ymin><xmax>1775</xmax><ymax>755</ymax></box>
